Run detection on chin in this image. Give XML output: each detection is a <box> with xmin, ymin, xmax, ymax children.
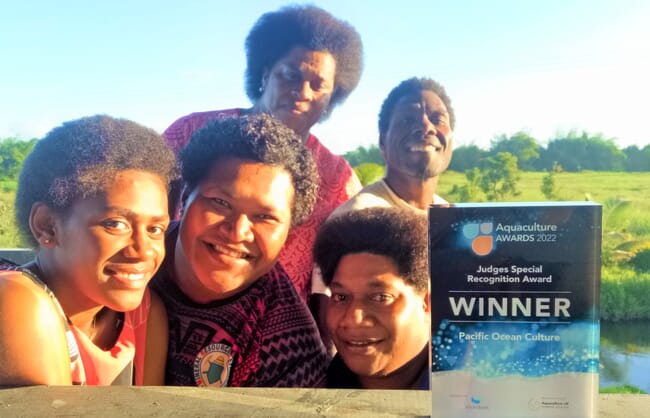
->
<box><xmin>107</xmin><ymin>298</ymin><xmax>143</xmax><ymax>313</ymax></box>
<box><xmin>342</xmin><ymin>358</ymin><xmax>381</xmax><ymax>377</ymax></box>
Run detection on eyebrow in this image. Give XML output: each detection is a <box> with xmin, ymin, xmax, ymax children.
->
<box><xmin>329</xmin><ymin>279</ymin><xmax>389</xmax><ymax>290</ymax></box>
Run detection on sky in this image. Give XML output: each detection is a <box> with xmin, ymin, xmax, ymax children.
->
<box><xmin>1</xmin><ymin>0</ymin><xmax>649</xmax><ymax>155</ymax></box>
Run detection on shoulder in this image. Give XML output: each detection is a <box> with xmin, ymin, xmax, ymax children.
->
<box><xmin>164</xmin><ymin>109</ymin><xmax>240</xmax><ymax>132</ymax></box>
<box><xmin>307</xmin><ymin>135</ymin><xmax>354</xmax><ymax>172</ymax></box>
<box><xmin>0</xmin><ymin>270</ymin><xmax>68</xmax><ymax>337</ymax></box>
<box><xmin>0</xmin><ymin>270</ymin><xmax>72</xmax><ymax>385</ymax></box>
<box><xmin>0</xmin><ymin>270</ymin><xmax>55</xmax><ymax>312</ymax></box>
<box><xmin>434</xmin><ymin>194</ymin><xmax>449</xmax><ymax>204</ymax></box>
<box><xmin>259</xmin><ymin>265</ymin><xmax>303</xmax><ymax>302</ymax></box>
<box><xmin>329</xmin><ymin>181</ymin><xmax>392</xmax><ymax>219</ymax></box>
<box><xmin>306</xmin><ymin>134</ymin><xmax>361</xmax><ymax>199</ymax></box>
<box><xmin>257</xmin><ymin>267</ymin><xmax>315</xmax><ymax>322</ymax></box>
<box><xmin>163</xmin><ymin>109</ymin><xmax>241</xmax><ymax>153</ymax></box>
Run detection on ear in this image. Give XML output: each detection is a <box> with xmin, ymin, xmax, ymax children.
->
<box><xmin>29</xmin><ymin>203</ymin><xmax>59</xmax><ymax>248</ymax></box>
<box><xmin>422</xmin><ymin>289</ymin><xmax>431</xmax><ymax>314</ymax></box>
<box><xmin>379</xmin><ymin>134</ymin><xmax>387</xmax><ymax>159</ymax></box>
<box><xmin>260</xmin><ymin>68</ymin><xmax>270</xmax><ymax>92</ymax></box>
<box><xmin>179</xmin><ymin>183</ymin><xmax>194</xmax><ymax>217</ymax></box>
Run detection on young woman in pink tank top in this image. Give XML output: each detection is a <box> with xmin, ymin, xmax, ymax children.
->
<box><xmin>0</xmin><ymin>115</ymin><xmax>176</xmax><ymax>386</ymax></box>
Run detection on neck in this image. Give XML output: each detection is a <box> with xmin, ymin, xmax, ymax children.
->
<box><xmin>383</xmin><ymin>171</ymin><xmax>440</xmax><ymax>210</ymax></box>
<box><xmin>358</xmin><ymin>345</ymin><xmax>429</xmax><ymax>389</ymax></box>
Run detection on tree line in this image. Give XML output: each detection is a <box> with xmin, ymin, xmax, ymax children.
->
<box><xmin>0</xmin><ymin>137</ymin><xmax>38</xmax><ymax>191</ymax></box>
<box><xmin>450</xmin><ymin>131</ymin><xmax>649</xmax><ymax>173</ymax></box>
<box><xmin>343</xmin><ymin>130</ymin><xmax>650</xmax><ymax>173</ymax></box>
<box><xmin>2</xmin><ymin>129</ymin><xmax>648</xmax><ymax>191</ymax></box>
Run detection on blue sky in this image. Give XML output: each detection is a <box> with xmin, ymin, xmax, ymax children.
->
<box><xmin>1</xmin><ymin>0</ymin><xmax>649</xmax><ymax>154</ymax></box>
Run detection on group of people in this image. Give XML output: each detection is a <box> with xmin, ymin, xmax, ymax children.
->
<box><xmin>0</xmin><ymin>4</ymin><xmax>454</xmax><ymax>391</ymax></box>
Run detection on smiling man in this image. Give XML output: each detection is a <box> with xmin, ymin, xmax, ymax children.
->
<box><xmin>150</xmin><ymin>114</ymin><xmax>327</xmax><ymax>387</ymax></box>
<box><xmin>312</xmin><ymin>78</ymin><xmax>453</xmax><ymax>349</ymax></box>
<box><xmin>330</xmin><ymin>77</ymin><xmax>454</xmax><ymax>217</ymax></box>
<box><xmin>313</xmin><ymin>207</ymin><xmax>430</xmax><ymax>389</ymax></box>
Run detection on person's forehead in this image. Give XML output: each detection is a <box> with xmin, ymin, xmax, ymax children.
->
<box><xmin>331</xmin><ymin>254</ymin><xmax>408</xmax><ymax>287</ymax></box>
<box><xmin>394</xmin><ymin>90</ymin><xmax>446</xmax><ymax>112</ymax></box>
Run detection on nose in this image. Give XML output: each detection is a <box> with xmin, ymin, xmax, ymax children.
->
<box><xmin>225</xmin><ymin>214</ymin><xmax>254</xmax><ymax>243</ymax></box>
<box><xmin>340</xmin><ymin>301</ymin><xmax>373</xmax><ymax>328</ymax></box>
<box><xmin>123</xmin><ymin>229</ymin><xmax>156</xmax><ymax>260</ymax></box>
<box><xmin>292</xmin><ymin>81</ymin><xmax>313</xmax><ymax>101</ymax></box>
<box><xmin>413</xmin><ymin>113</ymin><xmax>438</xmax><ymax>138</ymax></box>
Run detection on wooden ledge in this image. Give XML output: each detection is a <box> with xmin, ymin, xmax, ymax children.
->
<box><xmin>1</xmin><ymin>386</ymin><xmax>427</xmax><ymax>417</ymax></box>
<box><xmin>0</xmin><ymin>386</ymin><xmax>648</xmax><ymax>417</ymax></box>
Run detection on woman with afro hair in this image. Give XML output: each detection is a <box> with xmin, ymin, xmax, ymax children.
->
<box><xmin>163</xmin><ymin>4</ymin><xmax>364</xmax><ymax>303</ymax></box>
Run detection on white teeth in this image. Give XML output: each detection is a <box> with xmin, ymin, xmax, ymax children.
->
<box><xmin>409</xmin><ymin>144</ymin><xmax>436</xmax><ymax>152</ymax></box>
<box><xmin>348</xmin><ymin>340</ymin><xmax>373</xmax><ymax>346</ymax></box>
<box><xmin>212</xmin><ymin>244</ymin><xmax>249</xmax><ymax>259</ymax></box>
<box><xmin>111</xmin><ymin>272</ymin><xmax>146</xmax><ymax>281</ymax></box>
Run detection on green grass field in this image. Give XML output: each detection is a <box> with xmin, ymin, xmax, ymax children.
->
<box><xmin>439</xmin><ymin>171</ymin><xmax>650</xmax><ymax>205</ymax></box>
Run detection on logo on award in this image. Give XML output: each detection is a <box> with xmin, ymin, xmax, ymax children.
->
<box><xmin>462</xmin><ymin>222</ymin><xmax>494</xmax><ymax>255</ymax></box>
<box><xmin>193</xmin><ymin>343</ymin><xmax>233</xmax><ymax>387</ymax></box>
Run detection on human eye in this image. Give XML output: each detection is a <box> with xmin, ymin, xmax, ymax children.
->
<box><xmin>148</xmin><ymin>223</ymin><xmax>168</xmax><ymax>238</ymax></box>
<box><xmin>430</xmin><ymin>112</ymin><xmax>449</xmax><ymax>126</ymax></box>
<box><xmin>280</xmin><ymin>67</ymin><xmax>300</xmax><ymax>82</ymax></box>
<box><xmin>310</xmin><ymin>79</ymin><xmax>328</xmax><ymax>92</ymax></box>
<box><xmin>397</xmin><ymin>111</ymin><xmax>415</xmax><ymax>124</ymax></box>
<box><xmin>210</xmin><ymin>197</ymin><xmax>231</xmax><ymax>209</ymax></box>
<box><xmin>102</xmin><ymin>219</ymin><xmax>130</xmax><ymax>233</ymax></box>
<box><xmin>330</xmin><ymin>292</ymin><xmax>348</xmax><ymax>303</ymax></box>
<box><xmin>255</xmin><ymin>213</ymin><xmax>280</xmax><ymax>223</ymax></box>
<box><xmin>370</xmin><ymin>293</ymin><xmax>395</xmax><ymax>305</ymax></box>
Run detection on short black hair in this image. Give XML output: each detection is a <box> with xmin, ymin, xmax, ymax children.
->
<box><xmin>245</xmin><ymin>4</ymin><xmax>363</xmax><ymax>119</ymax></box>
<box><xmin>313</xmin><ymin>207</ymin><xmax>428</xmax><ymax>292</ymax></box>
<box><xmin>16</xmin><ymin>115</ymin><xmax>178</xmax><ymax>247</ymax></box>
<box><xmin>378</xmin><ymin>77</ymin><xmax>455</xmax><ymax>141</ymax></box>
<box><xmin>179</xmin><ymin>113</ymin><xmax>318</xmax><ymax>227</ymax></box>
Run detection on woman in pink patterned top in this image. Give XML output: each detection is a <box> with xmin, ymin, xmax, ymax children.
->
<box><xmin>164</xmin><ymin>5</ymin><xmax>364</xmax><ymax>302</ymax></box>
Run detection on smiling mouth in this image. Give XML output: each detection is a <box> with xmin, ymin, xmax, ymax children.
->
<box><xmin>343</xmin><ymin>338</ymin><xmax>383</xmax><ymax>349</ymax></box>
<box><xmin>104</xmin><ymin>268</ymin><xmax>148</xmax><ymax>282</ymax></box>
<box><xmin>209</xmin><ymin>243</ymin><xmax>252</xmax><ymax>259</ymax></box>
<box><xmin>407</xmin><ymin>143</ymin><xmax>441</xmax><ymax>152</ymax></box>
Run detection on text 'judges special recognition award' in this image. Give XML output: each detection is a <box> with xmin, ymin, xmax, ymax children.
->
<box><xmin>429</xmin><ymin>202</ymin><xmax>600</xmax><ymax>418</ymax></box>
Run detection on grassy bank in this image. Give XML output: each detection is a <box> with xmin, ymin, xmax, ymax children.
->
<box><xmin>439</xmin><ymin>171</ymin><xmax>650</xmax><ymax>205</ymax></box>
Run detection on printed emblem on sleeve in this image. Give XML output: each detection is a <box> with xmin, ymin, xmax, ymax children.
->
<box><xmin>193</xmin><ymin>343</ymin><xmax>234</xmax><ymax>387</ymax></box>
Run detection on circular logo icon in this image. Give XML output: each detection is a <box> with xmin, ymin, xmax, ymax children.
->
<box><xmin>193</xmin><ymin>343</ymin><xmax>234</xmax><ymax>387</ymax></box>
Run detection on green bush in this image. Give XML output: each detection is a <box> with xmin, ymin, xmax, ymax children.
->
<box><xmin>600</xmin><ymin>384</ymin><xmax>645</xmax><ymax>394</ymax></box>
<box><xmin>353</xmin><ymin>163</ymin><xmax>384</xmax><ymax>186</ymax></box>
<box><xmin>601</xmin><ymin>266</ymin><xmax>650</xmax><ymax>320</ymax></box>
<box><xmin>627</xmin><ymin>249</ymin><xmax>650</xmax><ymax>273</ymax></box>
<box><xmin>0</xmin><ymin>192</ymin><xmax>22</xmax><ymax>248</ymax></box>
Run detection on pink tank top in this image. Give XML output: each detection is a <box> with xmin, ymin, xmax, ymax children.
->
<box><xmin>0</xmin><ymin>264</ymin><xmax>150</xmax><ymax>385</ymax></box>
<box><xmin>70</xmin><ymin>290</ymin><xmax>151</xmax><ymax>385</ymax></box>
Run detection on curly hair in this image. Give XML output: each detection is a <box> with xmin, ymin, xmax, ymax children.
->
<box><xmin>179</xmin><ymin>113</ymin><xmax>319</xmax><ymax>227</ymax></box>
<box><xmin>378</xmin><ymin>77</ymin><xmax>455</xmax><ymax>141</ymax></box>
<box><xmin>313</xmin><ymin>207</ymin><xmax>428</xmax><ymax>292</ymax></box>
<box><xmin>16</xmin><ymin>115</ymin><xmax>178</xmax><ymax>247</ymax></box>
<box><xmin>244</xmin><ymin>4</ymin><xmax>363</xmax><ymax>119</ymax></box>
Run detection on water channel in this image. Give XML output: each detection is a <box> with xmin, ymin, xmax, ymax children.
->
<box><xmin>600</xmin><ymin>320</ymin><xmax>650</xmax><ymax>393</ymax></box>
